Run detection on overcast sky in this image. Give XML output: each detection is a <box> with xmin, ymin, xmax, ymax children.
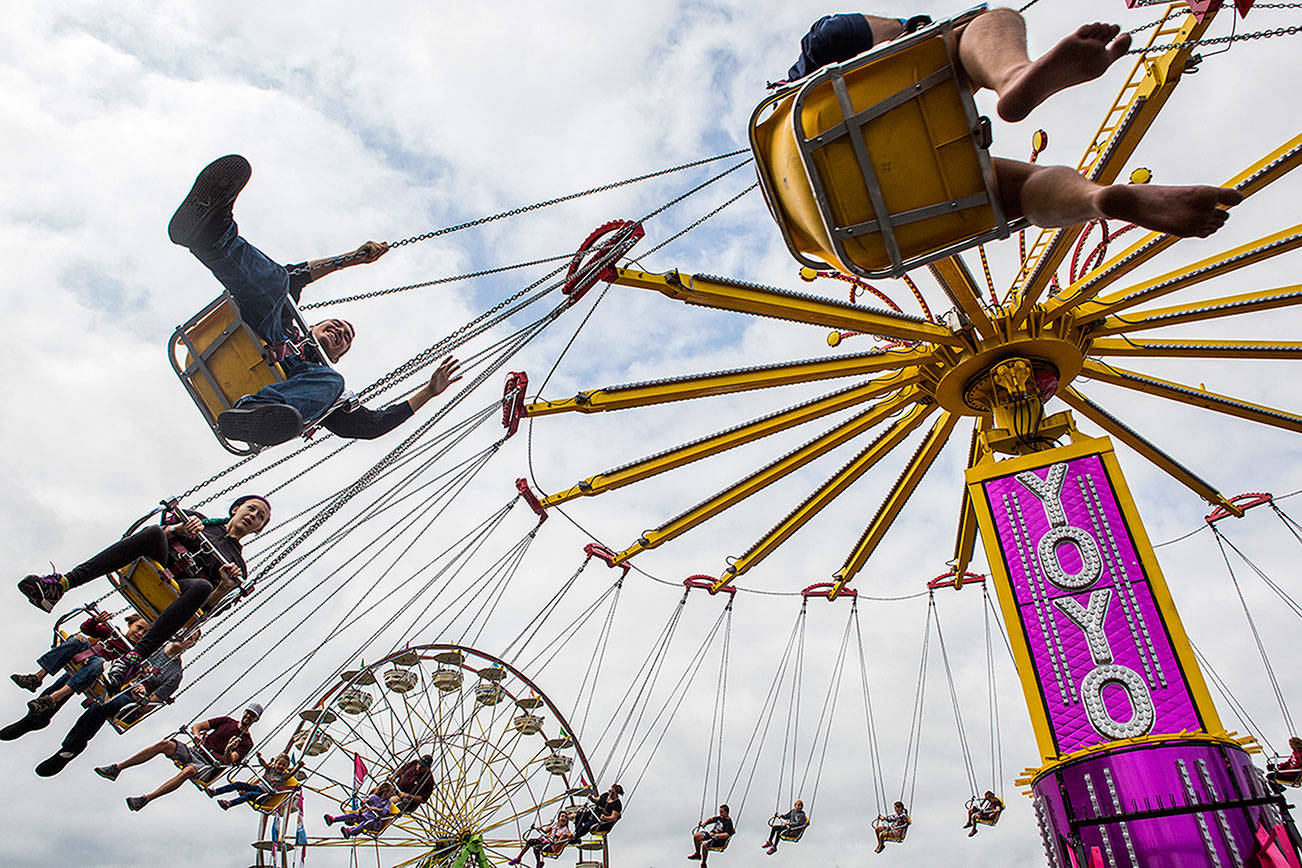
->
<box><xmin>3</xmin><ymin>1</ymin><xmax>1301</xmax><ymax>866</ymax></box>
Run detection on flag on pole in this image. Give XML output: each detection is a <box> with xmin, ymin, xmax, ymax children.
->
<box><xmin>353</xmin><ymin>753</ymin><xmax>368</xmax><ymax>789</ymax></box>
<box><xmin>295</xmin><ymin>790</ymin><xmax>308</xmax><ymax>862</ymax></box>
<box><xmin>270</xmin><ymin>814</ymin><xmax>281</xmax><ymax>857</ymax></box>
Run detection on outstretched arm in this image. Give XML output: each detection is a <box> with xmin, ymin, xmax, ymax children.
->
<box><xmin>406</xmin><ymin>356</ymin><xmax>462</xmax><ymax>414</ymax></box>
<box><xmin>305</xmin><ymin>241</ymin><xmax>389</xmax><ymax>283</ymax></box>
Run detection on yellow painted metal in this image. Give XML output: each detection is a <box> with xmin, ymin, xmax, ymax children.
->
<box><xmin>929</xmin><ymin>255</ymin><xmax>998</xmax><ymax>339</ymax></box>
<box><xmin>711</xmin><ymin>399</ymin><xmax>936</xmax><ymax>590</ymax></box>
<box><xmin>1058</xmin><ymin>388</ymin><xmax>1238</xmax><ymax>513</ymax></box>
<box><xmin>171</xmin><ymin>297</ymin><xmax>284</xmax><ymax>420</ymax></box>
<box><xmin>1009</xmin><ymin>4</ymin><xmax>1217</xmax><ymax>319</ymax></box>
<box><xmin>1045</xmin><ymin>132</ymin><xmax>1302</xmax><ymax>320</ymax></box>
<box><xmin>831</xmin><ymin>410</ymin><xmax>958</xmax><ymax>595</ymax></box>
<box><xmin>1091</xmin><ymin>284</ymin><xmax>1302</xmax><ymax>335</ymax></box>
<box><xmin>524</xmin><ymin>344</ymin><xmax>934</xmax><ymax>417</ymax></box>
<box><xmin>610</xmin><ymin>268</ymin><xmax>964</xmax><ymax>346</ymax></box>
<box><xmin>966</xmin><ymin>436</ymin><xmax>1224</xmax><ymax>759</ymax></box>
<box><xmin>749</xmin><ymin>9</ymin><xmax>1008</xmax><ymax>278</ymax></box>
<box><xmin>539</xmin><ymin>368</ymin><xmax>922</xmax><ymax>508</ymax></box>
<box><xmin>109</xmin><ymin>557</ymin><xmax>183</xmax><ymax>622</ymax></box>
<box><xmin>1076</xmin><ymin>223</ymin><xmax>1302</xmax><ymax>320</ymax></box>
<box><xmin>621</xmin><ymin>389</ymin><xmax>930</xmax><ymax>566</ymax></box>
<box><xmin>1079</xmin><ymin>358</ymin><xmax>1302</xmax><ymax>434</ymax></box>
<box><xmin>1090</xmin><ymin>338</ymin><xmax>1302</xmax><ymax>360</ymax></box>
<box><xmin>951</xmin><ymin>423</ymin><xmax>988</xmax><ymax>578</ymax></box>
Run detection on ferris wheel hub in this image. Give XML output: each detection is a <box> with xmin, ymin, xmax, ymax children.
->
<box><xmin>931</xmin><ymin>327</ymin><xmax>1086</xmax><ymax>419</ymax></box>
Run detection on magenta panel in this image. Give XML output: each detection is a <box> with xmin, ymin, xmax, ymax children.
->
<box><xmin>981</xmin><ymin>453</ymin><xmax>1204</xmax><ymax>754</ymax></box>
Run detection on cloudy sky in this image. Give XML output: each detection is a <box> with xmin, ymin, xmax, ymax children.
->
<box><xmin>3</xmin><ymin>1</ymin><xmax>1301</xmax><ymax>866</ymax></box>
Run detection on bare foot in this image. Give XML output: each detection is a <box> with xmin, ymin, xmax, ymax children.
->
<box><xmin>997</xmin><ymin>24</ymin><xmax>1131</xmax><ymax>122</ymax></box>
<box><xmin>1094</xmin><ymin>184</ymin><xmax>1243</xmax><ymax>238</ymax></box>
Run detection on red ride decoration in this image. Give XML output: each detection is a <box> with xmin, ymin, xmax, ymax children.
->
<box><xmin>926</xmin><ymin>570</ymin><xmax>987</xmax><ymax>591</ymax></box>
<box><xmin>502</xmin><ymin>372</ymin><xmax>529</xmax><ymax>436</ymax></box>
<box><xmin>584</xmin><ymin>542</ymin><xmax>630</xmax><ymax>576</ymax></box>
<box><xmin>563</xmin><ymin>220</ymin><xmax>645</xmax><ymax>302</ymax></box>
<box><xmin>515</xmin><ymin>478</ymin><xmax>548</xmax><ymax>525</ymax></box>
<box><xmin>1205</xmin><ymin>492</ymin><xmax>1273</xmax><ymax>524</ymax></box>
<box><xmin>683</xmin><ymin>574</ymin><xmax>737</xmax><ymax>597</ymax></box>
<box><xmin>801</xmin><ymin>581</ymin><xmax>858</xmax><ymax>600</ymax></box>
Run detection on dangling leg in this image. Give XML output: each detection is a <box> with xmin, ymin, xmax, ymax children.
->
<box><xmin>958</xmin><ymin>8</ymin><xmax>1131</xmax><ymax>122</ymax></box>
<box><xmin>993</xmin><ymin>158</ymin><xmax>1242</xmax><ymax>238</ymax></box>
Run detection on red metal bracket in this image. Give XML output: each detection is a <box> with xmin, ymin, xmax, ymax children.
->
<box><xmin>683</xmin><ymin>574</ymin><xmax>737</xmax><ymax>598</ymax></box>
<box><xmin>562</xmin><ymin>220</ymin><xmax>645</xmax><ymax>303</ymax></box>
<box><xmin>502</xmin><ymin>372</ymin><xmax>529</xmax><ymax>437</ymax></box>
<box><xmin>801</xmin><ymin>581</ymin><xmax>858</xmax><ymax>601</ymax></box>
<box><xmin>515</xmin><ymin>478</ymin><xmax>548</xmax><ymax>525</ymax></box>
<box><xmin>1147</xmin><ymin>0</ymin><xmax>1254</xmax><ymax>21</ymax></box>
<box><xmin>927</xmin><ymin>570</ymin><xmax>987</xmax><ymax>591</ymax></box>
<box><xmin>584</xmin><ymin>542</ymin><xmax>630</xmax><ymax>576</ymax></box>
<box><xmin>1205</xmin><ymin>492</ymin><xmax>1272</xmax><ymax>524</ymax></box>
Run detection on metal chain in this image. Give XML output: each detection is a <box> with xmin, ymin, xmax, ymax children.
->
<box><xmin>1125</xmin><ymin>23</ymin><xmax>1302</xmax><ymax>53</ymax></box>
<box><xmin>286</xmin><ymin>149</ymin><xmax>748</xmax><ymax>277</ymax></box>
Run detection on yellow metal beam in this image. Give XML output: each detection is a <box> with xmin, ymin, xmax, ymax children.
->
<box><xmin>616</xmin><ymin>389</ymin><xmax>929</xmax><ymax>565</ymax></box>
<box><xmin>831</xmin><ymin>410</ymin><xmax>958</xmax><ymax>595</ymax></box>
<box><xmin>929</xmin><ymin>255</ymin><xmax>997</xmax><ymax>339</ymax></box>
<box><xmin>524</xmin><ymin>345</ymin><xmax>933</xmax><ymax>416</ymax></box>
<box><xmin>711</xmin><ymin>400</ymin><xmax>937</xmax><ymax>588</ymax></box>
<box><xmin>539</xmin><ymin>368</ymin><xmax>922</xmax><ymax>507</ymax></box>
<box><xmin>1090</xmin><ymin>338</ymin><xmax>1302</xmax><ymax>360</ymax></box>
<box><xmin>1077</xmin><ymin>223</ymin><xmax>1302</xmax><ymax>321</ymax></box>
<box><xmin>611</xmin><ymin>267</ymin><xmax>965</xmax><ymax>346</ymax></box>
<box><xmin>1046</xmin><ymin>132</ymin><xmax>1302</xmax><ymax>320</ymax></box>
<box><xmin>1059</xmin><ymin>387</ymin><xmax>1238</xmax><ymax>514</ymax></box>
<box><xmin>1008</xmin><ymin>4</ymin><xmax>1217</xmax><ymax>321</ymax></box>
<box><xmin>1090</xmin><ymin>284</ymin><xmax>1302</xmax><ymax>335</ymax></box>
<box><xmin>952</xmin><ymin>422</ymin><xmax>988</xmax><ymax>578</ymax></box>
<box><xmin>1079</xmin><ymin>358</ymin><xmax>1302</xmax><ymax>434</ymax></box>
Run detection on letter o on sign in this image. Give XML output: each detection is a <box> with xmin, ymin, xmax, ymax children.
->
<box><xmin>1080</xmin><ymin>664</ymin><xmax>1155</xmax><ymax>740</ymax></box>
<box><xmin>1037</xmin><ymin>525</ymin><xmax>1102</xmax><ymax>590</ymax></box>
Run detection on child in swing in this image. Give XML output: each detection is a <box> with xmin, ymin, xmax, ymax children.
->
<box><xmin>205</xmin><ymin>750</ymin><xmax>301</xmax><ymax>809</ymax></box>
<box><xmin>324</xmin><ymin>781</ymin><xmax>398</xmax><ymax>837</ymax></box>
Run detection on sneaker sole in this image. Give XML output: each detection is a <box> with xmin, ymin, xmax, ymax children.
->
<box><xmin>167</xmin><ymin>154</ymin><xmax>251</xmax><ymax>247</ymax></box>
<box><xmin>218</xmin><ymin>403</ymin><xmax>304</xmax><ymax>447</ymax></box>
<box><xmin>17</xmin><ymin>575</ymin><xmax>56</xmax><ymax>612</ymax></box>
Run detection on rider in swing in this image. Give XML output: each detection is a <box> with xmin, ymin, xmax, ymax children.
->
<box><xmin>168</xmin><ymin>154</ymin><xmax>461</xmax><ymax>448</ymax></box>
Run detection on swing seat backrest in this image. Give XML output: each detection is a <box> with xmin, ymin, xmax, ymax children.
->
<box><xmin>169</xmin><ymin>293</ymin><xmax>289</xmax><ymax>456</ymax></box>
<box><xmin>875</xmin><ymin>818</ymin><xmax>910</xmax><ymax>842</ymax></box>
<box><xmin>779</xmin><ymin>822</ymin><xmax>809</xmax><ymax>842</ymax></box>
<box><xmin>704</xmin><ymin>834</ymin><xmax>731</xmax><ymax>852</ymax></box>
<box><xmin>251</xmin><ymin>778</ymin><xmax>301</xmax><ymax>814</ymax></box>
<box><xmin>749</xmin><ymin>4</ymin><xmax>1024</xmax><ymax>279</ymax></box>
<box><xmin>110</xmin><ymin>556</ymin><xmax>183</xmax><ymax>623</ymax></box>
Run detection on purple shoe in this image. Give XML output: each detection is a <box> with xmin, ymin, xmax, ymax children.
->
<box><xmin>18</xmin><ymin>573</ymin><xmax>64</xmax><ymax>612</ymax></box>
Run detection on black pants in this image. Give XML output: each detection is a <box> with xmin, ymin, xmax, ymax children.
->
<box><xmin>571</xmin><ymin>812</ymin><xmax>614</xmax><ymax>839</ymax></box>
<box><xmin>64</xmin><ymin>525</ymin><xmax>213</xmax><ymax>660</ymax></box>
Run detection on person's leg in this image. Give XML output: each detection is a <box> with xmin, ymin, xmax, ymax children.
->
<box><xmin>115</xmin><ymin>737</ymin><xmax>178</xmax><ymax>772</ymax></box>
<box><xmin>63</xmin><ymin>657</ymin><xmax>103</xmax><ymax>695</ymax></box>
<box><xmin>244</xmin><ymin>360</ymin><xmax>346</xmax><ymax>424</ymax></box>
<box><xmin>62</xmin><ymin>693</ymin><xmax>131</xmax><ymax>754</ymax></box>
<box><xmin>135</xmin><ymin>576</ymin><xmax>212</xmax><ymax>661</ymax></box>
<box><xmin>224</xmin><ymin>786</ymin><xmax>269</xmax><ymax>808</ymax></box>
<box><xmin>37</xmin><ymin>638</ymin><xmax>90</xmax><ymax>674</ymax></box>
<box><xmin>189</xmin><ymin>222</ymin><xmax>293</xmax><ymax>345</ymax></box>
<box><xmin>957</xmin><ymin>8</ymin><xmax>1131</xmax><ymax>122</ymax></box>
<box><xmin>138</xmin><ymin>764</ymin><xmax>198</xmax><ymax>804</ymax></box>
<box><xmin>63</xmin><ymin>526</ymin><xmax>171</xmax><ymax>592</ymax></box>
<box><xmin>993</xmin><ymin>158</ymin><xmax>1243</xmax><ymax>238</ymax></box>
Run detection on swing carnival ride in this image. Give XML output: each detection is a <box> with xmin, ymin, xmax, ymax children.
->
<box><xmin>509</xmin><ymin>1</ymin><xmax>1302</xmax><ymax>864</ymax></box>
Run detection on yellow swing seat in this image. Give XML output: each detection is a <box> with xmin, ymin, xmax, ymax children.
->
<box><xmin>749</xmin><ymin>5</ymin><xmax>1024</xmax><ymax>279</ymax></box>
<box><xmin>169</xmin><ymin>292</ymin><xmax>292</xmax><ymax>456</ymax></box>
<box><xmin>873</xmin><ymin>817</ymin><xmax>911</xmax><ymax>844</ymax></box>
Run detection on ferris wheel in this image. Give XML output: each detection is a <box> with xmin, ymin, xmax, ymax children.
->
<box><xmin>251</xmin><ymin>645</ymin><xmax>606</xmax><ymax>868</ymax></box>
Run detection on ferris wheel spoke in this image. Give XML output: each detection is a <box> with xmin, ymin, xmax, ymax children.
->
<box><xmin>1091</xmin><ymin>284</ymin><xmax>1302</xmax><ymax>336</ymax></box>
<box><xmin>833</xmin><ymin>410</ymin><xmax>959</xmax><ymax>595</ymax></box>
<box><xmin>1059</xmin><ymin>386</ymin><xmax>1238</xmax><ymax>514</ymax></box>
<box><xmin>1090</xmin><ymin>337</ymin><xmax>1302</xmax><ymax>360</ymax></box>
<box><xmin>615</xmin><ymin>387</ymin><xmax>933</xmax><ymax>567</ymax></box>
<box><xmin>1079</xmin><ymin>358</ymin><xmax>1302</xmax><ymax>433</ymax></box>
<box><xmin>540</xmin><ymin>369</ymin><xmax>924</xmax><ymax>508</ymax></box>
<box><xmin>1078</xmin><ymin>222</ymin><xmax>1302</xmax><ymax>321</ymax></box>
<box><xmin>718</xmin><ymin>398</ymin><xmax>938</xmax><ymax>587</ymax></box>
<box><xmin>1046</xmin><ymin>131</ymin><xmax>1302</xmax><ymax>319</ymax></box>
<box><xmin>524</xmin><ymin>345</ymin><xmax>934</xmax><ymax>417</ymax></box>
<box><xmin>610</xmin><ymin>266</ymin><xmax>964</xmax><ymax>346</ymax></box>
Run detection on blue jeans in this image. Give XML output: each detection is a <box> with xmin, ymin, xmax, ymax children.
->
<box><xmin>192</xmin><ymin>223</ymin><xmax>344</xmax><ymax>423</ymax></box>
<box><xmin>38</xmin><ymin>638</ymin><xmax>103</xmax><ymax>695</ymax></box>
<box><xmin>210</xmin><ymin>781</ymin><xmax>270</xmax><ymax>806</ymax></box>
<box><xmin>61</xmin><ymin>689</ymin><xmax>137</xmax><ymax>754</ymax></box>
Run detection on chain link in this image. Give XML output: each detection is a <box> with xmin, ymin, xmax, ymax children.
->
<box><xmin>1126</xmin><ymin>23</ymin><xmax>1302</xmax><ymax>53</ymax></box>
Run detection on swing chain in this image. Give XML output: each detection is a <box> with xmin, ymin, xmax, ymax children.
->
<box><xmin>1126</xmin><ymin>23</ymin><xmax>1302</xmax><ymax>54</ymax></box>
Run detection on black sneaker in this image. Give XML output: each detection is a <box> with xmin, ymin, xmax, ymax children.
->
<box><xmin>126</xmin><ymin>795</ymin><xmax>149</xmax><ymax>811</ymax></box>
<box><xmin>18</xmin><ymin>573</ymin><xmax>64</xmax><ymax>612</ymax></box>
<box><xmin>94</xmin><ymin>763</ymin><xmax>120</xmax><ymax>781</ymax></box>
<box><xmin>27</xmin><ymin>695</ymin><xmax>58</xmax><ymax>716</ymax></box>
<box><xmin>35</xmin><ymin>749</ymin><xmax>79</xmax><ymax>778</ymax></box>
<box><xmin>218</xmin><ymin>402</ymin><xmax>304</xmax><ymax>447</ymax></box>
<box><xmin>11</xmin><ymin>673</ymin><xmax>41</xmax><ymax>692</ymax></box>
<box><xmin>167</xmin><ymin>154</ymin><xmax>251</xmax><ymax>249</ymax></box>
